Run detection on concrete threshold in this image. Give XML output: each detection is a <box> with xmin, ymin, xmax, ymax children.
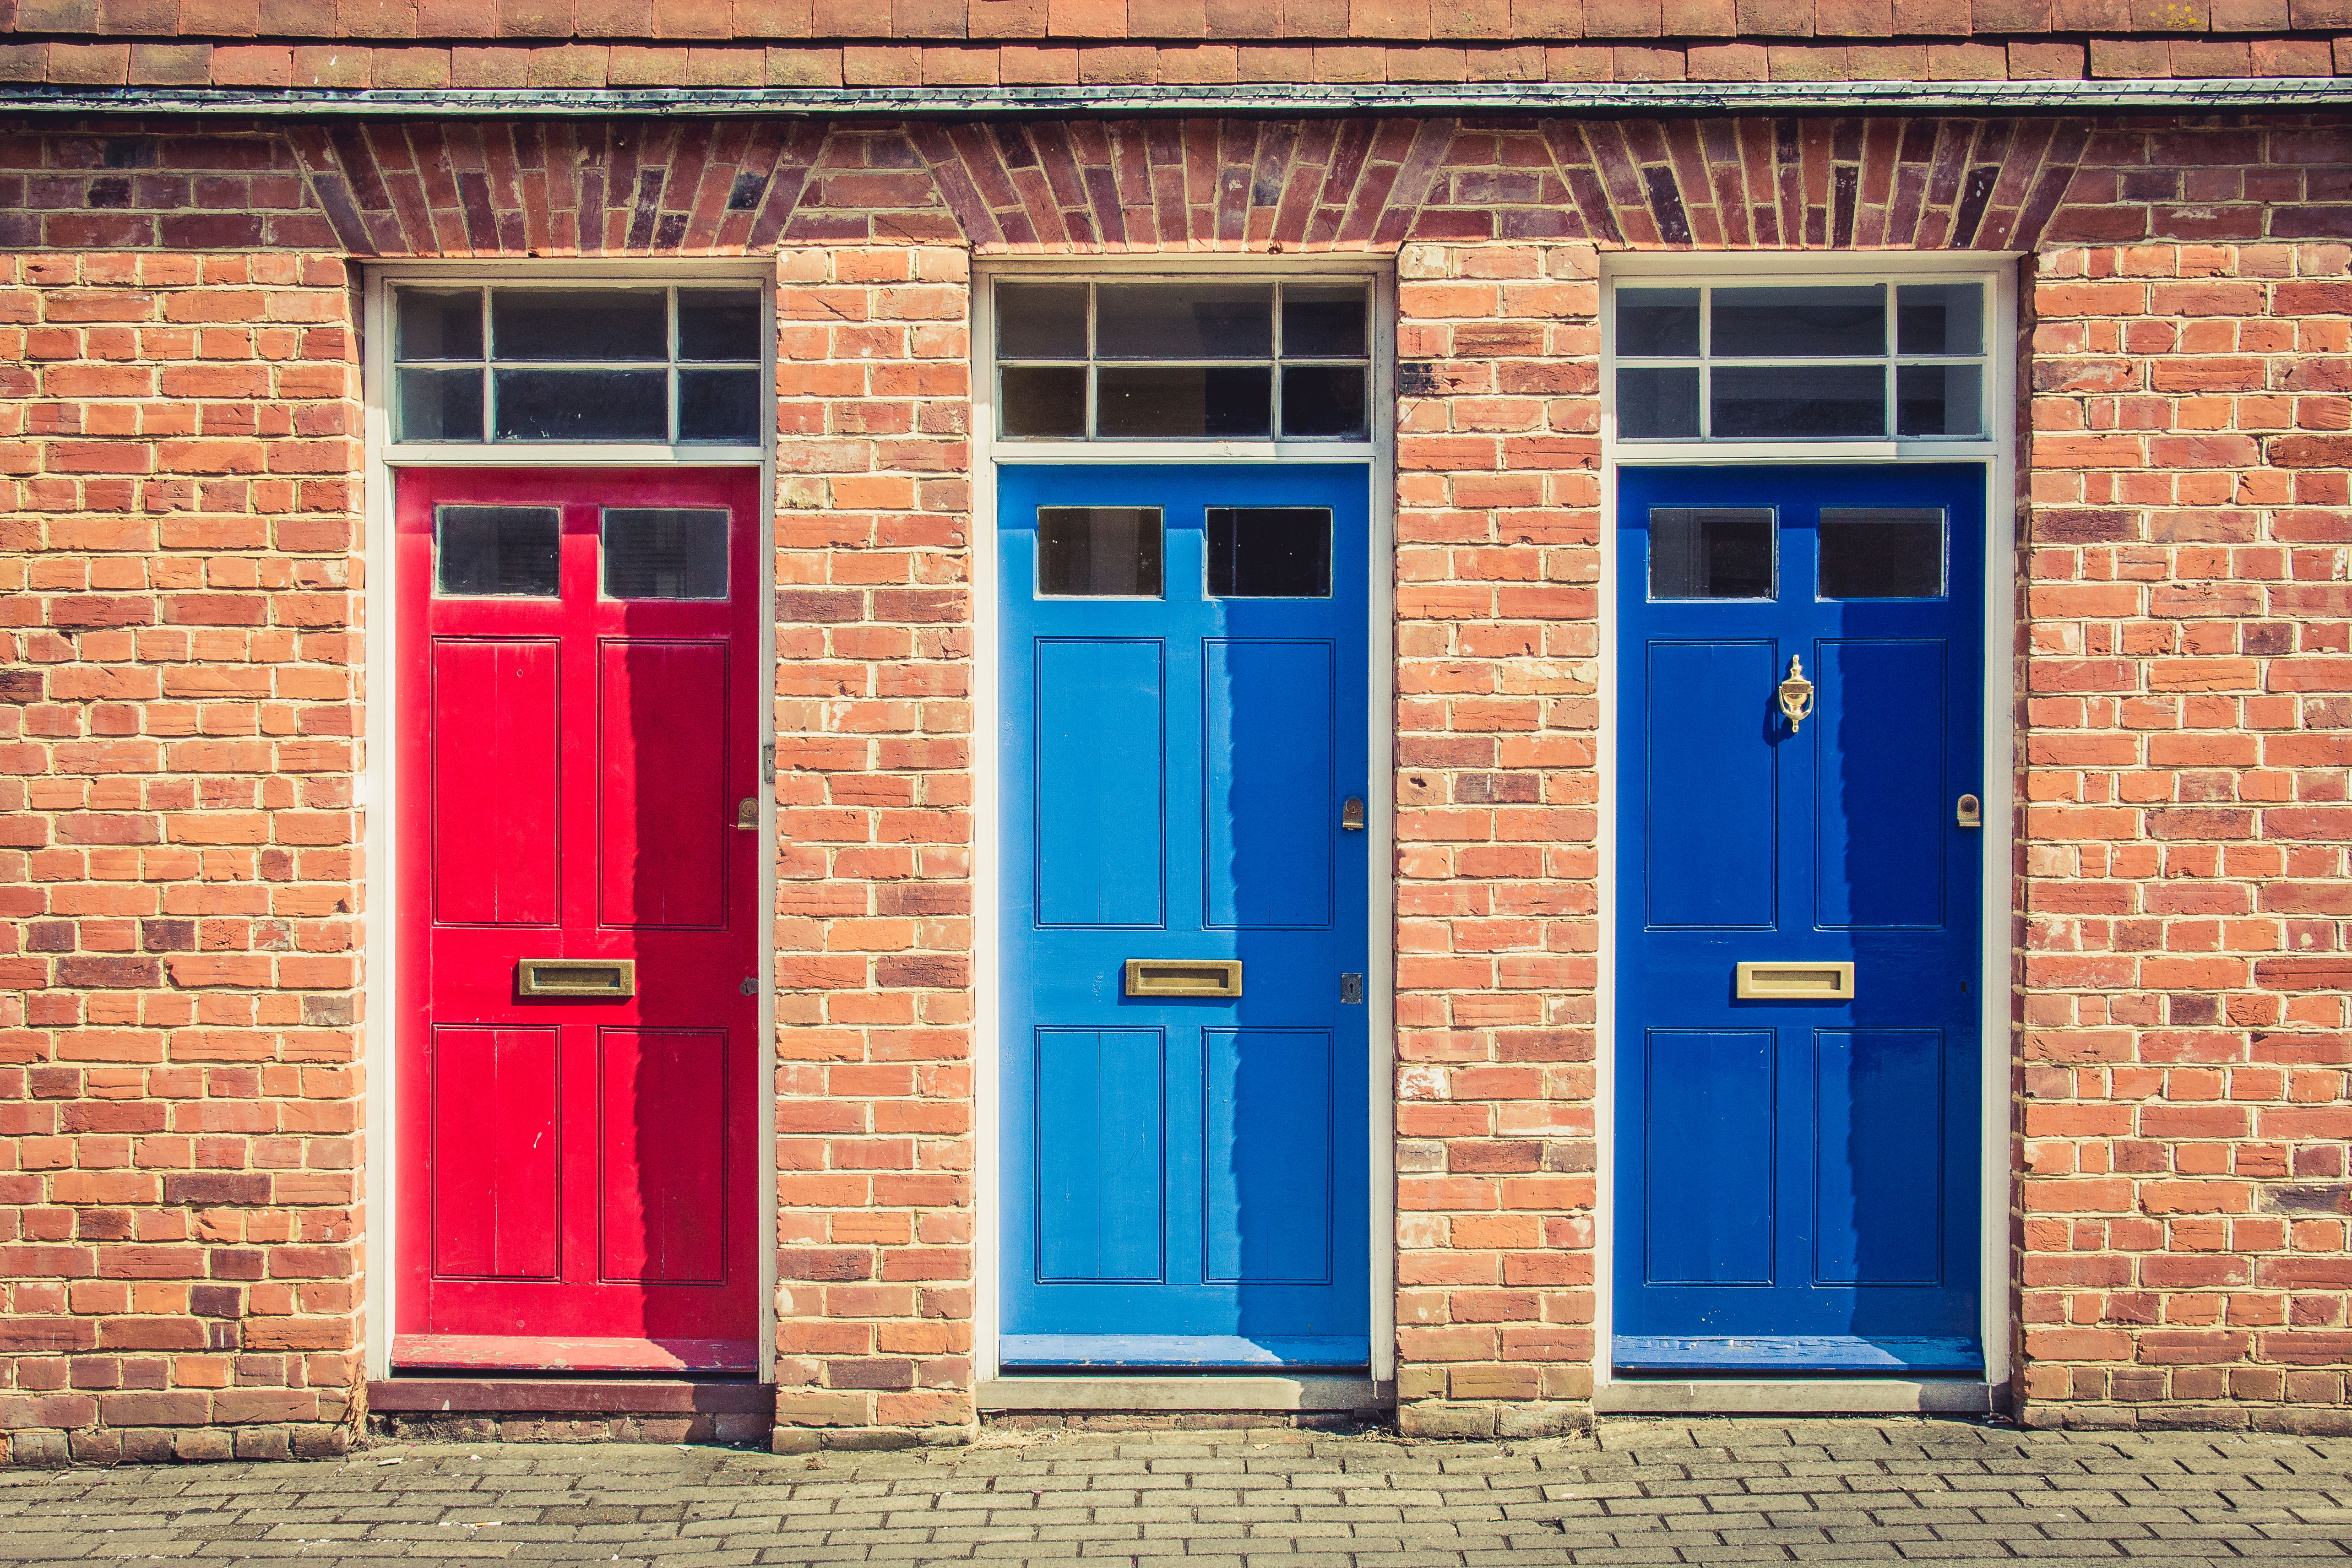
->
<box><xmin>977</xmin><ymin>1376</ymin><xmax>1392</xmax><ymax>1413</ymax></box>
<box><xmin>368</xmin><ymin>1378</ymin><xmax>772</xmax><ymax>1416</ymax></box>
<box><xmin>1597</xmin><ymin>1378</ymin><xmax>2003</xmax><ymax>1415</ymax></box>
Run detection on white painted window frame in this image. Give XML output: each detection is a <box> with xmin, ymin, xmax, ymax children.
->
<box><xmin>1595</xmin><ymin>251</ymin><xmax>2021</xmax><ymax>1409</ymax></box>
<box><xmin>359</xmin><ymin>258</ymin><xmax>779</xmax><ymax>1385</ymax></box>
<box><xmin>972</xmin><ymin>255</ymin><xmax>1400</xmax><ymax>1405</ymax></box>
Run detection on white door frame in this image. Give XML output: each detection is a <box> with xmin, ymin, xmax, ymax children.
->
<box><xmin>1593</xmin><ymin>252</ymin><xmax>2022</xmax><ymax>1408</ymax></box>
<box><xmin>970</xmin><ymin>257</ymin><xmax>1400</xmax><ymax>1405</ymax></box>
<box><xmin>357</xmin><ymin>259</ymin><xmax>779</xmax><ymax>1383</ymax></box>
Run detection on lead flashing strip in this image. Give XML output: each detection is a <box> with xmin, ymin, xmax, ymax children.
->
<box><xmin>1</xmin><ymin>77</ymin><xmax>2349</xmax><ymax>116</ymax></box>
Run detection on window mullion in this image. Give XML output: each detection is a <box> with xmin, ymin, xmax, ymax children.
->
<box><xmin>1696</xmin><ymin>286</ymin><xmax>1709</xmax><ymax>439</ymax></box>
<box><xmin>478</xmin><ymin>288</ymin><xmax>494</xmax><ymax>441</ymax></box>
<box><xmin>1271</xmin><ymin>282</ymin><xmax>1284</xmax><ymax>439</ymax></box>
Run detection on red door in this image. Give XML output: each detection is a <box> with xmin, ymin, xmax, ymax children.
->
<box><xmin>395</xmin><ymin>467</ymin><xmax>762</xmax><ymax>1374</ymax></box>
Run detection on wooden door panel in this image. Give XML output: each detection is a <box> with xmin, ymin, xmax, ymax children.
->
<box><xmin>1641</xmin><ymin>1029</ymin><xmax>1776</xmax><ymax>1286</ymax></box>
<box><xmin>597</xmin><ymin>639</ymin><xmax>730</xmax><ymax>931</ymax></box>
<box><xmin>1645</xmin><ymin>640</ymin><xmax>1776</xmax><ymax>931</ymax></box>
<box><xmin>1812</xmin><ymin>639</ymin><xmax>1948</xmax><ymax>930</ymax></box>
<box><xmin>1202</xmin><ymin>640</ymin><xmax>1333</xmax><ymax>931</ymax></box>
<box><xmin>597</xmin><ymin>1028</ymin><xmax>728</xmax><ymax>1286</ymax></box>
<box><xmin>1811</xmin><ymin>1028</ymin><xmax>1946</xmax><ymax>1286</ymax></box>
<box><xmin>1034</xmin><ymin>1028</ymin><xmax>1166</xmax><ymax>1284</ymax></box>
<box><xmin>1201</xmin><ymin>1028</ymin><xmax>1331</xmax><ymax>1286</ymax></box>
<box><xmin>1033</xmin><ymin>639</ymin><xmax>1164</xmax><ymax>930</ymax></box>
<box><xmin>429</xmin><ymin>1025</ymin><xmax>560</xmax><ymax>1280</ymax></box>
<box><xmin>431</xmin><ymin>639</ymin><xmax>561</xmax><ymax>928</ymax></box>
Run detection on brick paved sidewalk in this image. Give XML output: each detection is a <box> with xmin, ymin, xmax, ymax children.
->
<box><xmin>3</xmin><ymin>1416</ymin><xmax>2350</xmax><ymax>1565</ymax></box>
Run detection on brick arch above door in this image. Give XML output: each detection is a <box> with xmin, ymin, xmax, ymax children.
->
<box><xmin>2</xmin><ymin>112</ymin><xmax>2337</xmax><ymax>256</ymax></box>
<box><xmin>275</xmin><ymin>113</ymin><xmax>2347</xmax><ymax>258</ymax></box>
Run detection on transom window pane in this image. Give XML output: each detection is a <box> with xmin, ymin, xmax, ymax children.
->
<box><xmin>1207</xmin><ymin>508</ymin><xmax>1332</xmax><ymax>598</ymax></box>
<box><xmin>435</xmin><ymin>505</ymin><xmax>560</xmax><ymax>597</ymax></box>
<box><xmin>995</xmin><ymin>280</ymin><xmax>1371</xmax><ymax>442</ymax></box>
<box><xmin>1713</xmin><ymin>364</ymin><xmax>1884</xmax><ymax>439</ymax></box>
<box><xmin>1282</xmin><ymin>286</ymin><xmax>1369</xmax><ymax>357</ymax></box>
<box><xmin>1612</xmin><ymin>279</ymin><xmax>1989</xmax><ymax>444</ymax></box>
<box><xmin>399</xmin><ymin>289</ymin><xmax>482</xmax><ymax>360</ymax></box>
<box><xmin>398</xmin><ymin>367</ymin><xmax>483</xmax><ymax>442</ymax></box>
<box><xmin>1897</xmin><ymin>284</ymin><xmax>1984</xmax><ymax>355</ymax></box>
<box><xmin>1619</xmin><ymin>367</ymin><xmax>1700</xmax><ymax>439</ymax></box>
<box><xmin>1098</xmin><ymin>366</ymin><xmax>1272</xmax><ymax>439</ymax></box>
<box><xmin>494</xmin><ymin>289</ymin><xmax>666</xmax><ymax>361</ymax></box>
<box><xmin>1650</xmin><ymin>507</ymin><xmax>1775</xmax><ymax>600</ymax></box>
<box><xmin>603</xmin><ymin>508</ymin><xmax>729</xmax><ymax>599</ymax></box>
<box><xmin>1617</xmin><ymin>288</ymin><xmax>1700</xmax><ymax>357</ymax></box>
<box><xmin>998</xmin><ymin>283</ymin><xmax>1089</xmax><ymax>359</ymax></box>
<box><xmin>1819</xmin><ymin>508</ymin><xmax>1947</xmax><ymax>599</ymax></box>
<box><xmin>680</xmin><ymin>369</ymin><xmax>763</xmax><ymax>442</ymax></box>
<box><xmin>1896</xmin><ymin>364</ymin><xmax>1984</xmax><ymax>436</ymax></box>
<box><xmin>1037</xmin><ymin>508</ymin><xmax>1163</xmax><ymax>597</ymax></box>
<box><xmin>1097</xmin><ymin>284</ymin><xmax>1271</xmax><ymax>359</ymax></box>
<box><xmin>393</xmin><ymin>285</ymin><xmax>763</xmax><ymax>446</ymax></box>
<box><xmin>1281</xmin><ymin>365</ymin><xmax>1368</xmax><ymax>439</ymax></box>
<box><xmin>1712</xmin><ymin>285</ymin><xmax>1885</xmax><ymax>357</ymax></box>
<box><xmin>677</xmin><ymin>290</ymin><xmax>763</xmax><ymax>361</ymax></box>
<box><xmin>1001</xmin><ymin>366</ymin><xmax>1086</xmax><ymax>438</ymax></box>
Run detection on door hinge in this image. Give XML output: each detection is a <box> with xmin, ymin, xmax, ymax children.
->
<box><xmin>1340</xmin><ymin>972</ymin><xmax>1364</xmax><ymax>1004</ymax></box>
<box><xmin>761</xmin><ymin>743</ymin><xmax>776</xmax><ymax>783</ymax></box>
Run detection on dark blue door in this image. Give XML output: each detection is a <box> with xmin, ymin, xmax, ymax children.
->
<box><xmin>999</xmin><ymin>463</ymin><xmax>1370</xmax><ymax>1370</ymax></box>
<box><xmin>1615</xmin><ymin>464</ymin><xmax>1985</xmax><ymax>1375</ymax></box>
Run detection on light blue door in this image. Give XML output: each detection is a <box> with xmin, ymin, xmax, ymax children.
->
<box><xmin>999</xmin><ymin>463</ymin><xmax>1370</xmax><ymax>1371</ymax></box>
<box><xmin>1615</xmin><ymin>464</ymin><xmax>1986</xmax><ymax>1375</ymax></box>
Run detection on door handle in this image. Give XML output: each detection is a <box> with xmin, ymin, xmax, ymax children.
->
<box><xmin>1776</xmin><ymin>656</ymin><xmax>1814</xmax><ymax>734</ymax></box>
<box><xmin>517</xmin><ymin>958</ymin><xmax>636</xmax><ymax>998</ymax></box>
<box><xmin>1124</xmin><ymin>959</ymin><xmax>1241</xmax><ymax>999</ymax></box>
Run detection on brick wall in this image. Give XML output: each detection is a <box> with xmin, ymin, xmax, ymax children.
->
<box><xmin>770</xmin><ymin>241</ymin><xmax>976</xmax><ymax>1447</ymax></box>
<box><xmin>0</xmin><ymin>244</ymin><xmax>363</xmax><ymax>1464</ymax></box>
<box><xmin>2021</xmin><ymin>228</ymin><xmax>2352</xmax><ymax>1431</ymax></box>
<box><xmin>1391</xmin><ymin>234</ymin><xmax>1600</xmax><ymax>1438</ymax></box>
<box><xmin>0</xmin><ymin>109</ymin><xmax>2348</xmax><ymax>1458</ymax></box>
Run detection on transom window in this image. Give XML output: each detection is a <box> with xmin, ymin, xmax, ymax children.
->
<box><xmin>393</xmin><ymin>285</ymin><xmax>764</xmax><ymax>446</ymax></box>
<box><xmin>995</xmin><ymin>280</ymin><xmax>1371</xmax><ymax>442</ymax></box>
<box><xmin>1613</xmin><ymin>280</ymin><xmax>1988</xmax><ymax>442</ymax></box>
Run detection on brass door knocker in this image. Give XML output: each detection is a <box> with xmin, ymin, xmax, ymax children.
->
<box><xmin>1777</xmin><ymin>655</ymin><xmax>1815</xmax><ymax>734</ymax></box>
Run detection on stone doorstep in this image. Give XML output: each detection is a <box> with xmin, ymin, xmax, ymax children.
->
<box><xmin>1596</xmin><ymin>1377</ymin><xmax>2008</xmax><ymax>1415</ymax></box>
<box><xmin>976</xmin><ymin>1376</ymin><xmax>1394</xmax><ymax>1414</ymax></box>
<box><xmin>366</xmin><ymin>1378</ymin><xmax>775</xmax><ymax>1417</ymax></box>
